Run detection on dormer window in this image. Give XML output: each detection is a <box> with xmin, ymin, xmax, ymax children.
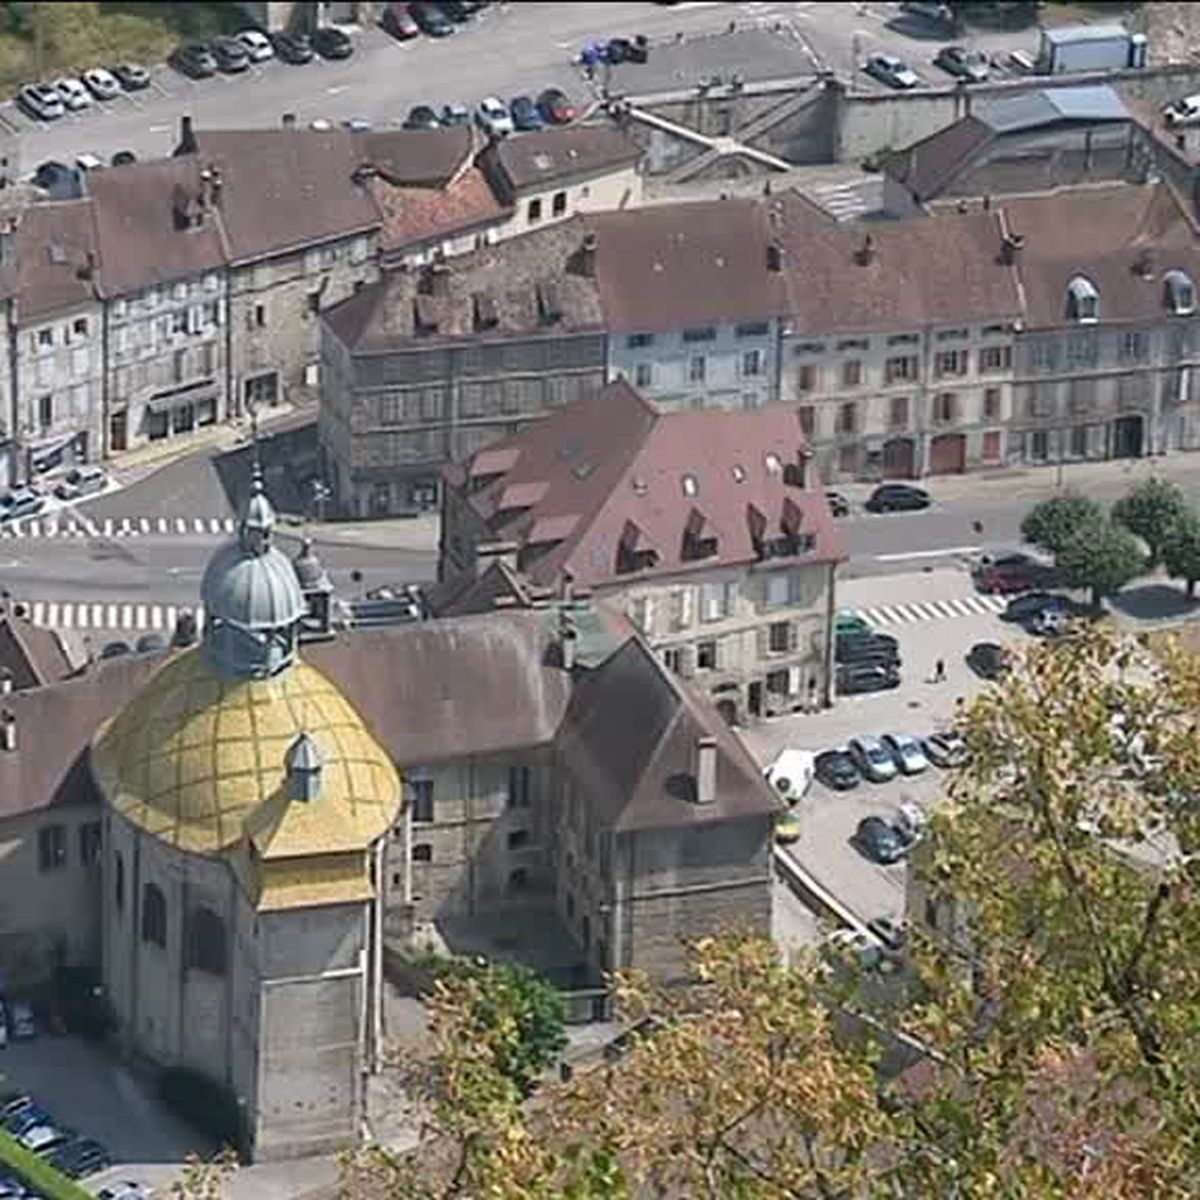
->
<box><xmin>1164</xmin><ymin>270</ymin><xmax>1196</xmax><ymax>316</ymax></box>
<box><xmin>1067</xmin><ymin>276</ymin><xmax>1099</xmax><ymax>325</ymax></box>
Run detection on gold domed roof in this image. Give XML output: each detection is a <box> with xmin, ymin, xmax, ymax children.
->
<box><xmin>92</xmin><ymin>647</ymin><xmax>401</xmax><ymax>856</ymax></box>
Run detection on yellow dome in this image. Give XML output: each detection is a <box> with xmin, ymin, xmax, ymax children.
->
<box><xmin>92</xmin><ymin>648</ymin><xmax>401</xmax><ymax>856</ymax></box>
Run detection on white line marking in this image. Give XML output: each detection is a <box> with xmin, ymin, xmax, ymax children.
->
<box><xmin>150</xmin><ymin>605</ymin><xmax>163</xmax><ymax>631</ymax></box>
<box><xmin>139</xmin><ymin>517</ymin><xmax>151</xmax><ymax>534</ymax></box>
<box><xmin>176</xmin><ymin>518</ymin><xmax>186</xmax><ymax>534</ymax></box>
<box><xmin>30</xmin><ymin>601</ymin><xmax>44</xmax><ymax>626</ymax></box>
<box><xmin>90</xmin><ymin>604</ymin><xmax>104</xmax><ymax>629</ymax></box>
<box><xmin>874</xmin><ymin>545</ymin><xmax>982</xmax><ymax>562</ymax></box>
<box><xmin>106</xmin><ymin>603</ymin><xmax>118</xmax><ymax>629</ymax></box>
<box><xmin>192</xmin><ymin>517</ymin><xmax>204</xmax><ymax>534</ymax></box>
<box><xmin>135</xmin><ymin>604</ymin><xmax>148</xmax><ymax>630</ymax></box>
<box><xmin>208</xmin><ymin>517</ymin><xmax>221</xmax><ymax>534</ymax></box>
<box><xmin>102</xmin><ymin>518</ymin><xmax>113</xmax><ymax>537</ymax></box>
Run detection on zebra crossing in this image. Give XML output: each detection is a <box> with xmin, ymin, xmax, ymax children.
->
<box><xmin>0</xmin><ymin>514</ymin><xmax>237</xmax><ymax>540</ymax></box>
<box><xmin>24</xmin><ymin>599</ymin><xmax>203</xmax><ymax>634</ymax></box>
<box><xmin>853</xmin><ymin>593</ymin><xmax>1008</xmax><ymax>628</ymax></box>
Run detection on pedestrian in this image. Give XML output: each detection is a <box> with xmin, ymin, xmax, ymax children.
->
<box><xmin>932</xmin><ymin>658</ymin><xmax>946</xmax><ymax>683</ymax></box>
<box><xmin>972</xmin><ymin>519</ymin><xmax>983</xmax><ymax>536</ymax></box>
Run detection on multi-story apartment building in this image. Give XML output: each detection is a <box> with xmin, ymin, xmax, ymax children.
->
<box><xmin>436</xmin><ymin>381</ymin><xmax>843</xmax><ymax>724</ymax></box>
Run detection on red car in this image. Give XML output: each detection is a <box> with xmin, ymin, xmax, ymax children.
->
<box><xmin>381</xmin><ymin>1</ymin><xmax>420</xmax><ymax>39</ymax></box>
<box><xmin>538</xmin><ymin>87</ymin><xmax>576</xmax><ymax>125</ymax></box>
<box><xmin>972</xmin><ymin>552</ymin><xmax>1051</xmax><ymax>594</ymax></box>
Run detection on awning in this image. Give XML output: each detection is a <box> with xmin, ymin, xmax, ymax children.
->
<box><xmin>29</xmin><ymin>430</ymin><xmax>83</xmax><ymax>470</ymax></box>
<box><xmin>146</xmin><ymin>383</ymin><xmax>217</xmax><ymax>414</ymax></box>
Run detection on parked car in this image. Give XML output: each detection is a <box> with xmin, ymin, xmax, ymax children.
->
<box><xmin>837</xmin><ymin>662</ymin><xmax>900</xmax><ymax>695</ymax></box>
<box><xmin>923</xmin><ymin>730</ymin><xmax>966</xmax><ymax>768</ymax></box>
<box><xmin>211</xmin><ymin>35</ymin><xmax>251</xmax><ymax>72</ymax></box>
<box><xmin>99</xmin><ymin>641</ymin><xmax>132</xmax><ymax>660</ymax></box>
<box><xmin>136</xmin><ymin>633</ymin><xmax>168</xmax><ymax>655</ymax></box>
<box><xmin>510</xmin><ymin>94</ymin><xmax>544</xmax><ymax>131</ymax></box>
<box><xmin>5</xmin><ymin>1000</ymin><xmax>36</xmax><ymax>1040</ymax></box>
<box><xmin>0</xmin><ymin>489</ymin><xmax>44</xmax><ymax>522</ymax></box>
<box><xmin>764</xmin><ymin>748</ymin><xmax>816</xmax><ymax>804</ymax></box>
<box><xmin>0</xmin><ymin>1091</ymin><xmax>31</xmax><ymax>1120</ymax></box>
<box><xmin>477</xmin><ymin>94</ymin><xmax>514</xmax><ymax>136</ymax></box>
<box><xmin>1001</xmin><ymin>590</ymin><xmax>1068</xmax><ymax>623</ymax></box>
<box><xmin>438</xmin><ymin>0</ymin><xmax>474</xmax><ymax>20</ymax></box>
<box><xmin>934</xmin><ymin>44</ymin><xmax>989</xmax><ymax>81</ymax></box>
<box><xmin>381</xmin><ymin>2</ymin><xmax>421</xmax><ymax>39</ymax></box>
<box><xmin>54</xmin><ymin>465</ymin><xmax>106</xmax><ymax>501</ymax></box>
<box><xmin>111</xmin><ymin>149</ymin><xmax>138</xmax><ymax>166</ymax></box>
<box><xmin>440</xmin><ymin>102</ymin><xmax>471</xmax><ymax>126</ymax></box>
<box><xmin>966</xmin><ymin>640</ymin><xmax>1008</xmax><ymax>680</ymax></box>
<box><xmin>834</xmin><ymin>610</ymin><xmax>872</xmax><ymax>637</ymax></box>
<box><xmin>403</xmin><ymin>104</ymin><xmax>441</xmax><ymax>130</ymax></box>
<box><xmin>864</xmin><ymin>483</ymin><xmax>930</xmax><ymax>512</ymax></box>
<box><xmin>895</xmin><ymin>797</ymin><xmax>928</xmax><ymax>845</ymax></box>
<box><xmin>848</xmin><ymin>735</ymin><xmax>899</xmax><ymax>783</ymax></box>
<box><xmin>538</xmin><ymin>86</ymin><xmax>576</xmax><ymax>124</ymax></box>
<box><xmin>342</xmin><ymin>116</ymin><xmax>372</xmax><ymax>131</ymax></box>
<box><xmin>1005</xmin><ymin>49</ymin><xmax>1036</xmax><ymax>75</ymax></box>
<box><xmin>973</xmin><ymin>550</ymin><xmax>1054</xmax><ymax>594</ymax></box>
<box><xmin>774</xmin><ymin>810</ymin><xmax>801</xmax><ymax>844</ymax></box>
<box><xmin>236</xmin><ymin>29</ymin><xmax>275</xmax><ymax>61</ymax></box>
<box><xmin>21</xmin><ymin>1123</ymin><xmax>72</xmax><ymax>1155</ymax></box>
<box><xmin>864</xmin><ymin>53</ymin><xmax>919</xmax><ymax>89</ymax></box>
<box><xmin>48</xmin><ymin>1137</ymin><xmax>111</xmax><ymax>1179</ymax></box>
<box><xmin>17</xmin><ymin>83</ymin><xmax>64</xmax><ymax>120</ymax></box>
<box><xmin>881</xmin><ymin>733</ymin><xmax>929</xmax><ymax>775</ymax></box>
<box><xmin>312</xmin><ymin>25</ymin><xmax>354</xmax><ymax>58</ymax></box>
<box><xmin>171</xmin><ymin>41</ymin><xmax>218</xmax><ymax>78</ymax></box>
<box><xmin>1029</xmin><ymin>607</ymin><xmax>1070</xmax><ymax>638</ymax></box>
<box><xmin>271</xmin><ymin>30</ymin><xmax>314</xmax><ymax>63</ymax></box>
<box><xmin>854</xmin><ymin>815</ymin><xmax>906</xmax><ymax>864</ymax></box>
<box><xmin>1164</xmin><ymin>93</ymin><xmax>1200</xmax><ymax>126</ymax></box>
<box><xmin>81</xmin><ymin>67</ymin><xmax>121</xmax><ymax>100</ymax></box>
<box><xmin>53</xmin><ymin>77</ymin><xmax>91</xmax><ymax>110</ymax></box>
<box><xmin>814</xmin><ymin>749</ymin><xmax>860</xmax><ymax>790</ymax></box>
<box><xmin>825</xmin><ymin>489</ymin><xmax>850</xmax><ymax>517</ymax></box>
<box><xmin>606</xmin><ymin>35</ymin><xmax>648</xmax><ymax>64</ymax></box>
<box><xmin>112</xmin><ymin>62</ymin><xmax>151</xmax><ymax>90</ymax></box>
<box><xmin>410</xmin><ymin>1</ymin><xmax>453</xmax><ymax>36</ymax></box>
<box><xmin>5</xmin><ymin>1105</ymin><xmax>53</xmax><ymax>1136</ymax></box>
<box><xmin>835</xmin><ymin>631</ymin><xmax>899</xmax><ymax>665</ymax></box>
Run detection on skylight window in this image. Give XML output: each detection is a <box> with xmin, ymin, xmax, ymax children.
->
<box><xmin>764</xmin><ymin>453</ymin><xmax>783</xmax><ymax>475</ymax></box>
<box><xmin>1165</xmin><ymin>269</ymin><xmax>1196</xmax><ymax>317</ymax></box>
<box><xmin>681</xmin><ymin>474</ymin><xmax>698</xmax><ymax>497</ymax></box>
<box><xmin>1067</xmin><ymin>275</ymin><xmax>1099</xmax><ymax>325</ymax></box>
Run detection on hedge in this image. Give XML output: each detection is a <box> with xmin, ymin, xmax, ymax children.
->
<box><xmin>0</xmin><ymin>1127</ymin><xmax>93</xmax><ymax>1200</ymax></box>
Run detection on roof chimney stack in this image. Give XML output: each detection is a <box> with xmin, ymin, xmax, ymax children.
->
<box><xmin>561</xmin><ymin>624</ymin><xmax>578</xmax><ymax>673</ymax></box>
<box><xmin>282</xmin><ymin>112</ymin><xmax>296</xmax><ymax>129</ymax></box>
<box><xmin>0</xmin><ymin>668</ymin><xmax>11</xmax><ymax>695</ymax></box>
<box><xmin>209</xmin><ymin>166</ymin><xmax>222</xmax><ymax>206</ymax></box>
<box><xmin>178</xmin><ymin>114</ymin><xmax>197</xmax><ymax>156</ymax></box>
<box><xmin>0</xmin><ymin>710</ymin><xmax>14</xmax><ymax>751</ymax></box>
<box><xmin>695</xmin><ymin>735</ymin><xmax>717</xmax><ymax>805</ymax></box>
<box><xmin>766</xmin><ymin>242</ymin><xmax>784</xmax><ymax>272</ymax></box>
<box><xmin>855</xmin><ymin>234</ymin><xmax>875</xmax><ymax>266</ymax></box>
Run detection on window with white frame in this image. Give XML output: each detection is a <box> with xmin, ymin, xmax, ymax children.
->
<box><xmin>688</xmin><ymin>355</ymin><xmax>706</xmax><ymax>383</ymax></box>
<box><xmin>741</xmin><ymin>348</ymin><xmax>764</xmax><ymax>377</ymax></box>
<box><xmin>1067</xmin><ymin>276</ymin><xmax>1099</xmax><ymax>324</ymax></box>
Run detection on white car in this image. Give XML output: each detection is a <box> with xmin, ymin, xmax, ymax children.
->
<box><xmin>1164</xmin><ymin>93</ymin><xmax>1200</xmax><ymax>127</ymax></box>
<box><xmin>236</xmin><ymin>29</ymin><xmax>274</xmax><ymax>62</ymax></box>
<box><xmin>53</xmin><ymin>76</ymin><xmax>92</xmax><ymax>110</ymax></box>
<box><xmin>763</xmin><ymin>749</ymin><xmax>816</xmax><ymax>805</ymax></box>
<box><xmin>82</xmin><ymin>67</ymin><xmax>121</xmax><ymax>100</ymax></box>
<box><xmin>881</xmin><ymin>733</ymin><xmax>929</xmax><ymax>775</ymax></box>
<box><xmin>864</xmin><ymin>53</ymin><xmax>919</xmax><ymax>90</ymax></box>
<box><xmin>896</xmin><ymin>798</ymin><xmax>927</xmax><ymax>846</ymax></box>
<box><xmin>476</xmin><ymin>95</ymin><xmax>514</xmax><ymax>136</ymax></box>
<box><xmin>20</xmin><ymin>1123</ymin><xmax>69</xmax><ymax>1154</ymax></box>
<box><xmin>847</xmin><ymin>736</ymin><xmax>898</xmax><ymax>783</ymax></box>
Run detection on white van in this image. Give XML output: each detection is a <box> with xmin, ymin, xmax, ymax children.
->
<box><xmin>764</xmin><ymin>749</ymin><xmax>816</xmax><ymax>805</ymax></box>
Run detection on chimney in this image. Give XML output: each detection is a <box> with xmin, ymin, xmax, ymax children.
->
<box><xmin>0</xmin><ymin>710</ymin><xmax>14</xmax><ymax>751</ymax></box>
<box><xmin>178</xmin><ymin>114</ymin><xmax>197</xmax><ymax>156</ymax></box>
<box><xmin>1000</xmin><ymin>232</ymin><xmax>1024</xmax><ymax>265</ymax></box>
<box><xmin>209</xmin><ymin>166</ymin><xmax>222</xmax><ymax>206</ymax></box>
<box><xmin>766</xmin><ymin>242</ymin><xmax>784</xmax><ymax>272</ymax></box>
<box><xmin>695</xmin><ymin>736</ymin><xmax>717</xmax><ymax>805</ymax></box>
<box><xmin>75</xmin><ymin>251</ymin><xmax>96</xmax><ymax>282</ymax></box>
<box><xmin>559</xmin><ymin>569</ymin><xmax>575</xmax><ymax>604</ymax></box>
<box><xmin>282</xmin><ymin>112</ymin><xmax>296</xmax><ymax>129</ymax></box>
<box><xmin>855</xmin><ymin>234</ymin><xmax>875</xmax><ymax>266</ymax></box>
<box><xmin>561</xmin><ymin>621</ymin><xmax>578</xmax><ymax>671</ymax></box>
<box><xmin>982</xmin><ymin>194</ymin><xmax>992</xmax><ymax>211</ymax></box>
<box><xmin>0</xmin><ymin>668</ymin><xmax>11</xmax><ymax>695</ymax></box>
<box><xmin>285</xmin><ymin>733</ymin><xmax>323</xmax><ymax>802</ymax></box>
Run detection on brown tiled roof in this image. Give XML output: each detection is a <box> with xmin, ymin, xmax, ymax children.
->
<box><xmin>589</xmin><ymin>199</ymin><xmax>788</xmax><ymax>333</ymax></box>
<box><xmin>881</xmin><ymin>115</ymin><xmax>994</xmax><ymax>202</ymax></box>
<box><xmin>481</xmin><ymin>126</ymin><xmax>640</xmax><ymax>198</ymax></box>
<box><xmin>999</xmin><ymin>182</ymin><xmax>1200</xmax><ymax>328</ymax></box>
<box><xmin>557</xmin><ymin>636</ymin><xmax>777</xmax><ymax>833</ymax></box>
<box><xmin>370</xmin><ymin>165</ymin><xmax>510</xmax><ymax>257</ymax></box>
<box><xmin>13</xmin><ymin>200</ymin><xmax>99</xmax><ymax>320</ymax></box>
<box><xmin>451</xmin><ymin>379</ymin><xmax>844</xmax><ymax>590</ymax></box>
<box><xmin>357</xmin><ymin>128</ymin><xmax>473</xmax><ymax>187</ymax></box>
<box><xmin>186</xmin><ymin>129</ymin><xmax>379</xmax><ymax>262</ymax></box>
<box><xmin>321</xmin><ymin>216</ymin><xmax>603</xmax><ymax>350</ymax></box>
<box><xmin>773</xmin><ymin>191</ymin><xmax>1022</xmax><ymax>333</ymax></box>
<box><xmin>0</xmin><ymin>613</ymin><xmax>73</xmax><ymax>691</ymax></box>
<box><xmin>87</xmin><ymin>157</ymin><xmax>227</xmax><ymax>295</ymax></box>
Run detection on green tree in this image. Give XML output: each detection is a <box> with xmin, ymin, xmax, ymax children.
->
<box><xmin>1111</xmin><ymin>476</ymin><xmax>1190</xmax><ymax>566</ymax></box>
<box><xmin>1020</xmin><ymin>492</ymin><xmax>1105</xmax><ymax>556</ymax></box>
<box><xmin>1056</xmin><ymin>518</ymin><xmax>1145</xmax><ymax>606</ymax></box>
<box><xmin>1163</xmin><ymin>507</ymin><xmax>1200</xmax><ymax>597</ymax></box>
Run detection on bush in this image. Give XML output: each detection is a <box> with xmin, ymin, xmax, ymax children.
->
<box><xmin>0</xmin><ymin>1128</ymin><xmax>92</xmax><ymax>1200</ymax></box>
<box><xmin>158</xmin><ymin>1066</ymin><xmax>244</xmax><ymax>1151</ymax></box>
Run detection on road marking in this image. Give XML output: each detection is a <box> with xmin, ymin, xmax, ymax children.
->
<box><xmin>193</xmin><ymin>517</ymin><xmax>204</xmax><ymax>534</ymax></box>
<box><xmin>873</xmin><ymin>545</ymin><xmax>982</xmax><ymax>562</ymax></box>
<box><xmin>148</xmin><ymin>123</ymin><xmax>171</xmax><ymax>133</ymax></box>
<box><xmin>326</xmin><ymin>85</ymin><xmax>347</xmax><ymax>95</ymax></box>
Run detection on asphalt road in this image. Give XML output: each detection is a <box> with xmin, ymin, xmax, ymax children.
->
<box><xmin>3</xmin><ymin>2</ymin><xmax>1037</xmax><ymax>170</ymax></box>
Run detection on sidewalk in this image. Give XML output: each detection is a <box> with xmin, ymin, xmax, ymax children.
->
<box><xmin>279</xmin><ymin>511</ymin><xmax>440</xmax><ymax>554</ymax></box>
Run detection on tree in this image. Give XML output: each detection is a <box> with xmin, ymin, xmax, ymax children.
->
<box><xmin>1162</xmin><ymin>506</ymin><xmax>1200</xmax><ymax>597</ymax></box>
<box><xmin>1020</xmin><ymin>492</ymin><xmax>1105</xmax><ymax>557</ymax></box>
<box><xmin>1111</xmin><ymin>476</ymin><xmax>1190</xmax><ymax>566</ymax></box>
<box><xmin>1055</xmin><ymin>518</ymin><xmax>1145</xmax><ymax>607</ymax></box>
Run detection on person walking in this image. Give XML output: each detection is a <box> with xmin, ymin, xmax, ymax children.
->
<box><xmin>932</xmin><ymin>658</ymin><xmax>946</xmax><ymax>683</ymax></box>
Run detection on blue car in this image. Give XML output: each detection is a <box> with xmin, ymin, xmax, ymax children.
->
<box><xmin>509</xmin><ymin>94</ymin><xmax>543</xmax><ymax>131</ymax></box>
<box><xmin>6</xmin><ymin>1104</ymin><xmax>54</xmax><ymax>1136</ymax></box>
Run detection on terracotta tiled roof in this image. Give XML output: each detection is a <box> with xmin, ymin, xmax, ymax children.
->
<box><xmin>450</xmin><ymin>379</ymin><xmax>844</xmax><ymax>590</ymax></box>
<box><xmin>12</xmin><ymin>200</ymin><xmax>99</xmax><ymax>320</ymax></box>
<box><xmin>370</xmin><ymin>165</ymin><xmax>510</xmax><ymax>257</ymax></box>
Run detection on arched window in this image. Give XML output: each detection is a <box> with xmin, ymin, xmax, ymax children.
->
<box><xmin>1067</xmin><ymin>275</ymin><xmax>1099</xmax><ymax>324</ymax></box>
<box><xmin>114</xmin><ymin>852</ymin><xmax>125</xmax><ymax>912</ymax></box>
<box><xmin>141</xmin><ymin>883</ymin><xmax>166</xmax><ymax>948</ymax></box>
<box><xmin>184</xmin><ymin>906</ymin><xmax>227</xmax><ymax>976</ymax></box>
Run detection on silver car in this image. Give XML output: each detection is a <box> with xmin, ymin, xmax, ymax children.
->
<box><xmin>848</xmin><ymin>735</ymin><xmax>898</xmax><ymax>783</ymax></box>
<box><xmin>54</xmin><ymin>465</ymin><xmax>106</xmax><ymax>501</ymax></box>
<box><xmin>882</xmin><ymin>733</ymin><xmax>929</xmax><ymax>775</ymax></box>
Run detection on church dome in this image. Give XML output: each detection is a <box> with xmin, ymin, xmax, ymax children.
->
<box><xmin>91</xmin><ymin>647</ymin><xmax>400</xmax><ymax>856</ymax></box>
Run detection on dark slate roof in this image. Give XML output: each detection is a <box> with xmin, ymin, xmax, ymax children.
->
<box><xmin>12</xmin><ymin>199</ymin><xmax>99</xmax><ymax>320</ymax></box>
<box><xmin>448</xmin><ymin>379</ymin><xmax>844</xmax><ymax>589</ymax></box>
<box><xmin>357</xmin><ymin>128</ymin><xmax>474</xmax><ymax>187</ymax></box>
<box><xmin>481</xmin><ymin>126</ymin><xmax>640</xmax><ymax>198</ymax></box>
<box><xmin>0</xmin><ymin>612</ymin><xmax>73</xmax><ymax>691</ymax></box>
<box><xmin>980</xmin><ymin>85</ymin><xmax>1129</xmax><ymax>135</ymax></box>
<box><xmin>556</xmin><ymin>637</ymin><xmax>778</xmax><ymax>833</ymax></box>
<box><xmin>881</xmin><ymin>115</ymin><xmax>993</xmax><ymax>203</ymax></box>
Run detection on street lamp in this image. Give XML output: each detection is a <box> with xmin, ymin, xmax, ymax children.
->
<box><xmin>310</xmin><ymin>479</ymin><xmax>331</xmax><ymax>524</ymax></box>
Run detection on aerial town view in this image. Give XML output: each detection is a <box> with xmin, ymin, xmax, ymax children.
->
<box><xmin>1</xmin><ymin>0</ymin><xmax>1200</xmax><ymax>1195</ymax></box>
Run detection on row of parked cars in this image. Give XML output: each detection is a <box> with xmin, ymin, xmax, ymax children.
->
<box><xmin>169</xmin><ymin>25</ymin><xmax>353</xmax><ymax>79</ymax></box>
<box><xmin>17</xmin><ymin>64</ymin><xmax>149</xmax><ymax>122</ymax></box>
<box><xmin>402</xmin><ymin>87</ymin><xmax>576</xmax><ymax>134</ymax></box>
<box><xmin>0</xmin><ymin>467</ymin><xmax>108</xmax><ymax>523</ymax></box>
<box><xmin>0</xmin><ymin>1082</ymin><xmax>113</xmax><ymax>1184</ymax></box>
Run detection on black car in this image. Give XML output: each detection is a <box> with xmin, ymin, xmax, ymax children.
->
<box><xmin>854</xmin><ymin>816</ymin><xmax>906</xmax><ymax>864</ymax></box>
<box><xmin>271</xmin><ymin>30</ymin><xmax>314</xmax><ymax>63</ymax></box>
<box><xmin>312</xmin><ymin>25</ymin><xmax>354</xmax><ymax>58</ymax></box>
<box><xmin>966</xmin><ymin>641</ymin><xmax>1008</xmax><ymax>680</ymax></box>
<box><xmin>171</xmin><ymin>41</ymin><xmax>218</xmax><ymax>78</ymax></box>
<box><xmin>99</xmin><ymin>641</ymin><xmax>132</xmax><ymax>660</ymax></box>
<box><xmin>437</xmin><ymin>0</ymin><xmax>473</xmax><ymax>19</ymax></box>
<box><xmin>509</xmin><ymin>94</ymin><xmax>544</xmax><ymax>131</ymax></box>
<box><xmin>837</xmin><ymin>662</ymin><xmax>900</xmax><ymax>695</ymax></box>
<box><xmin>1001</xmin><ymin>591</ymin><xmax>1069</xmax><ymax>624</ymax></box>
<box><xmin>814</xmin><ymin>749</ymin><xmax>860</xmax><ymax>790</ymax></box>
<box><xmin>835</xmin><ymin>631</ymin><xmax>899</xmax><ymax>665</ymax></box>
<box><xmin>606</xmin><ymin>35</ymin><xmax>648</xmax><ymax>64</ymax></box>
<box><xmin>403</xmin><ymin>104</ymin><xmax>441</xmax><ymax>130</ymax></box>
<box><xmin>48</xmin><ymin>1137</ymin><xmax>111</xmax><ymax>1179</ymax></box>
<box><xmin>210</xmin><ymin>35</ymin><xmax>251</xmax><ymax>72</ymax></box>
<box><xmin>111</xmin><ymin>62</ymin><xmax>150</xmax><ymax>90</ymax></box>
<box><xmin>864</xmin><ymin>483</ymin><xmax>931</xmax><ymax>513</ymax></box>
<box><xmin>410</xmin><ymin>1</ymin><xmax>453</xmax><ymax>35</ymax></box>
<box><xmin>111</xmin><ymin>149</ymin><xmax>137</xmax><ymax>166</ymax></box>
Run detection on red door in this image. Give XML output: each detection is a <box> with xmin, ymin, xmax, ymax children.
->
<box><xmin>928</xmin><ymin>433</ymin><xmax>966</xmax><ymax>475</ymax></box>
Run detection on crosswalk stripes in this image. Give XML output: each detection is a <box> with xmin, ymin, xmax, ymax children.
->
<box><xmin>0</xmin><ymin>515</ymin><xmax>236</xmax><ymax>540</ymax></box>
<box><xmin>26</xmin><ymin>599</ymin><xmax>204</xmax><ymax>634</ymax></box>
<box><xmin>854</xmin><ymin>593</ymin><xmax>1007</xmax><ymax>627</ymax></box>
